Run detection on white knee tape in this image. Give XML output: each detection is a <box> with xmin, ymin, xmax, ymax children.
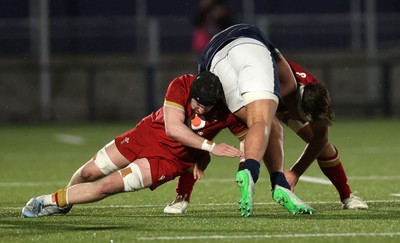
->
<box><xmin>119</xmin><ymin>163</ymin><xmax>144</xmax><ymax>192</ymax></box>
<box><xmin>94</xmin><ymin>145</ymin><xmax>119</xmax><ymax>175</ymax></box>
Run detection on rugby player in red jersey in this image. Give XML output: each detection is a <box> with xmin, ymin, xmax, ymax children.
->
<box><xmin>21</xmin><ymin>71</ymin><xmax>247</xmax><ymax>218</ymax></box>
<box><xmin>274</xmin><ymin>60</ymin><xmax>368</xmax><ymax>210</ymax></box>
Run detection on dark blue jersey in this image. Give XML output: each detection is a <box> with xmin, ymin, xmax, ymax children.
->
<box><xmin>197</xmin><ymin>23</ymin><xmax>279</xmax><ymax>73</ymax></box>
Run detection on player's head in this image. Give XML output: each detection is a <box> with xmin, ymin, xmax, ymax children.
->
<box><xmin>190</xmin><ymin>71</ymin><xmax>224</xmax><ymax>107</ymax></box>
<box><xmin>298</xmin><ymin>82</ymin><xmax>335</xmax><ymax>126</ymax></box>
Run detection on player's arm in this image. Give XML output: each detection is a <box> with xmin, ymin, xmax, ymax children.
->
<box><xmin>164</xmin><ymin>105</ymin><xmax>204</xmax><ymax>148</ymax></box>
<box><xmin>277</xmin><ymin>112</ymin><xmax>328</xmax><ymax>189</ymax></box>
<box><xmin>291</xmin><ymin>124</ymin><xmax>328</xmax><ymax>176</ymax></box>
<box><xmin>275</xmin><ymin>53</ymin><xmax>297</xmax><ymax>98</ymax></box>
<box><xmin>278</xmin><ymin>112</ymin><xmax>328</xmax><ymax>176</ymax></box>
<box><xmin>164</xmin><ymin>105</ymin><xmax>242</xmax><ymax>158</ymax></box>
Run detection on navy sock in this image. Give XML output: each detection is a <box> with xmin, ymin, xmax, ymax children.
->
<box><xmin>270</xmin><ymin>171</ymin><xmax>290</xmax><ymax>190</ymax></box>
<box><xmin>237</xmin><ymin>161</ymin><xmax>245</xmax><ymax>171</ymax></box>
<box><xmin>242</xmin><ymin>159</ymin><xmax>260</xmax><ymax>183</ymax></box>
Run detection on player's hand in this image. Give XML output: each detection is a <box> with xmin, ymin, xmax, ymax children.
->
<box><xmin>284</xmin><ymin>170</ymin><xmax>299</xmax><ymax>192</ymax></box>
<box><xmin>211</xmin><ymin>143</ymin><xmax>243</xmax><ymax>158</ymax></box>
<box><xmin>193</xmin><ymin>163</ymin><xmax>205</xmax><ymax>180</ymax></box>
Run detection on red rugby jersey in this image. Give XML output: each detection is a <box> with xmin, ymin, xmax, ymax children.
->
<box><xmin>287</xmin><ymin>60</ymin><xmax>319</xmax><ymax>85</ymax></box>
<box><xmin>117</xmin><ymin>74</ymin><xmax>247</xmax><ymax>164</ymax></box>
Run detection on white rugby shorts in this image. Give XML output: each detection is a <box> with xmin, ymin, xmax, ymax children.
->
<box><xmin>210</xmin><ymin>37</ymin><xmax>279</xmax><ymax>113</ymax></box>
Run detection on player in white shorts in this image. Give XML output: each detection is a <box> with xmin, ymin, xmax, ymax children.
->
<box><xmin>197</xmin><ymin>23</ymin><xmax>313</xmax><ymax>216</ymax></box>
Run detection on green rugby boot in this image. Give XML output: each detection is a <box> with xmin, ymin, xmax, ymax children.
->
<box><xmin>235</xmin><ymin>169</ymin><xmax>254</xmax><ymax>217</ymax></box>
<box><xmin>272</xmin><ymin>185</ymin><xmax>314</xmax><ymax>214</ymax></box>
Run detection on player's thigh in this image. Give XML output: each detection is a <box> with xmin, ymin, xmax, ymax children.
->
<box><xmin>231</xmin><ymin>44</ymin><xmax>278</xmax><ymax>95</ymax></box>
<box><xmin>211</xmin><ymin>56</ymin><xmax>243</xmax><ymax>112</ymax></box>
<box><xmin>118</xmin><ymin>162</ymin><xmax>147</xmax><ymax>192</ymax></box>
<box><xmin>85</xmin><ymin>141</ymin><xmax>129</xmax><ymax>177</ymax></box>
<box><xmin>131</xmin><ymin>158</ymin><xmax>152</xmax><ymax>187</ymax></box>
<box><xmin>104</xmin><ymin>140</ymin><xmax>130</xmax><ymax>169</ymax></box>
<box><xmin>245</xmin><ymin>99</ymin><xmax>278</xmax><ymax>126</ymax></box>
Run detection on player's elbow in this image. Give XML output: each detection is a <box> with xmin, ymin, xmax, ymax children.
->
<box><xmin>164</xmin><ymin>127</ymin><xmax>173</xmax><ymax>138</ymax></box>
<box><xmin>164</xmin><ymin>125</ymin><xmax>178</xmax><ymax>140</ymax></box>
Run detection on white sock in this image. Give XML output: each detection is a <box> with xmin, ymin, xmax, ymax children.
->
<box><xmin>42</xmin><ymin>194</ymin><xmax>56</xmax><ymax>206</ymax></box>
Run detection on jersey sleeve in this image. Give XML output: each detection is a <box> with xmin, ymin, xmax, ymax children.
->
<box><xmin>164</xmin><ymin>74</ymin><xmax>194</xmax><ymax>112</ymax></box>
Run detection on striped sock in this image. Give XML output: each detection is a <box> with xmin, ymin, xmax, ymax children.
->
<box><xmin>51</xmin><ymin>189</ymin><xmax>69</xmax><ymax>208</ymax></box>
<box><xmin>318</xmin><ymin>148</ymin><xmax>351</xmax><ymax>201</ymax></box>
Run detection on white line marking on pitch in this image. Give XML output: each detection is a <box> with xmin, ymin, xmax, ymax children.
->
<box><xmin>0</xmin><ymin>182</ymin><xmax>66</xmax><ymax>187</ymax></box>
<box><xmin>391</xmin><ymin>194</ymin><xmax>400</xmax><ymax>197</ymax></box>
<box><xmin>1</xmin><ymin>175</ymin><xmax>399</xmax><ymax>187</ymax></box>
<box><xmin>137</xmin><ymin>232</ymin><xmax>400</xmax><ymax>241</ymax></box>
<box><xmin>55</xmin><ymin>133</ymin><xmax>85</xmax><ymax>145</ymax></box>
<box><xmin>349</xmin><ymin>176</ymin><xmax>400</xmax><ymax>180</ymax></box>
<box><xmin>299</xmin><ymin>176</ymin><xmax>332</xmax><ymax>185</ymax></box>
<box><xmin>299</xmin><ymin>175</ymin><xmax>400</xmax><ymax>184</ymax></box>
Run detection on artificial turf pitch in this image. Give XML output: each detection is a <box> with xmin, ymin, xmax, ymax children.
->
<box><xmin>0</xmin><ymin>119</ymin><xmax>399</xmax><ymax>242</ymax></box>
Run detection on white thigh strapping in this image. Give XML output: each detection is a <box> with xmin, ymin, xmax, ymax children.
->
<box><xmin>210</xmin><ymin>38</ymin><xmax>278</xmax><ymax>112</ymax></box>
<box><xmin>118</xmin><ymin>163</ymin><xmax>144</xmax><ymax>192</ymax></box>
<box><xmin>93</xmin><ymin>141</ymin><xmax>119</xmax><ymax>175</ymax></box>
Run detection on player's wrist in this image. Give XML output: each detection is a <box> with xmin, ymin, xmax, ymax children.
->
<box><xmin>201</xmin><ymin>139</ymin><xmax>216</xmax><ymax>152</ymax></box>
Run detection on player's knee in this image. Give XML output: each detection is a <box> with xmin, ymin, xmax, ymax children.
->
<box><xmin>271</xmin><ymin>118</ymin><xmax>283</xmax><ymax>137</ymax></box>
<box><xmin>118</xmin><ymin>163</ymin><xmax>145</xmax><ymax>192</ymax></box>
<box><xmin>79</xmin><ymin>166</ymin><xmax>97</xmax><ymax>182</ymax></box>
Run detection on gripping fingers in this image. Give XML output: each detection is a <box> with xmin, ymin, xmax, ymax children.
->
<box><xmin>213</xmin><ymin>143</ymin><xmax>241</xmax><ymax>157</ymax></box>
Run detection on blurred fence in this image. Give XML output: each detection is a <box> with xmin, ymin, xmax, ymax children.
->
<box><xmin>0</xmin><ymin>11</ymin><xmax>399</xmax><ymax>123</ymax></box>
<box><xmin>1</xmin><ymin>53</ymin><xmax>399</xmax><ymax>123</ymax></box>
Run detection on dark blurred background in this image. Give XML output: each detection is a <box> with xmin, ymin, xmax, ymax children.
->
<box><xmin>0</xmin><ymin>0</ymin><xmax>399</xmax><ymax>123</ymax></box>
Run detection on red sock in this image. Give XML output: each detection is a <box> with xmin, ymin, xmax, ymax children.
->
<box><xmin>317</xmin><ymin>147</ymin><xmax>352</xmax><ymax>201</ymax></box>
<box><xmin>175</xmin><ymin>172</ymin><xmax>197</xmax><ymax>203</ymax></box>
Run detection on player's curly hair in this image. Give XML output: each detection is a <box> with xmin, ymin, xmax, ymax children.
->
<box><xmin>302</xmin><ymin>82</ymin><xmax>335</xmax><ymax>127</ymax></box>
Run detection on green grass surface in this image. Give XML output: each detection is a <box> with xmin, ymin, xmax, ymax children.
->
<box><xmin>1</xmin><ymin>119</ymin><xmax>399</xmax><ymax>242</ymax></box>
